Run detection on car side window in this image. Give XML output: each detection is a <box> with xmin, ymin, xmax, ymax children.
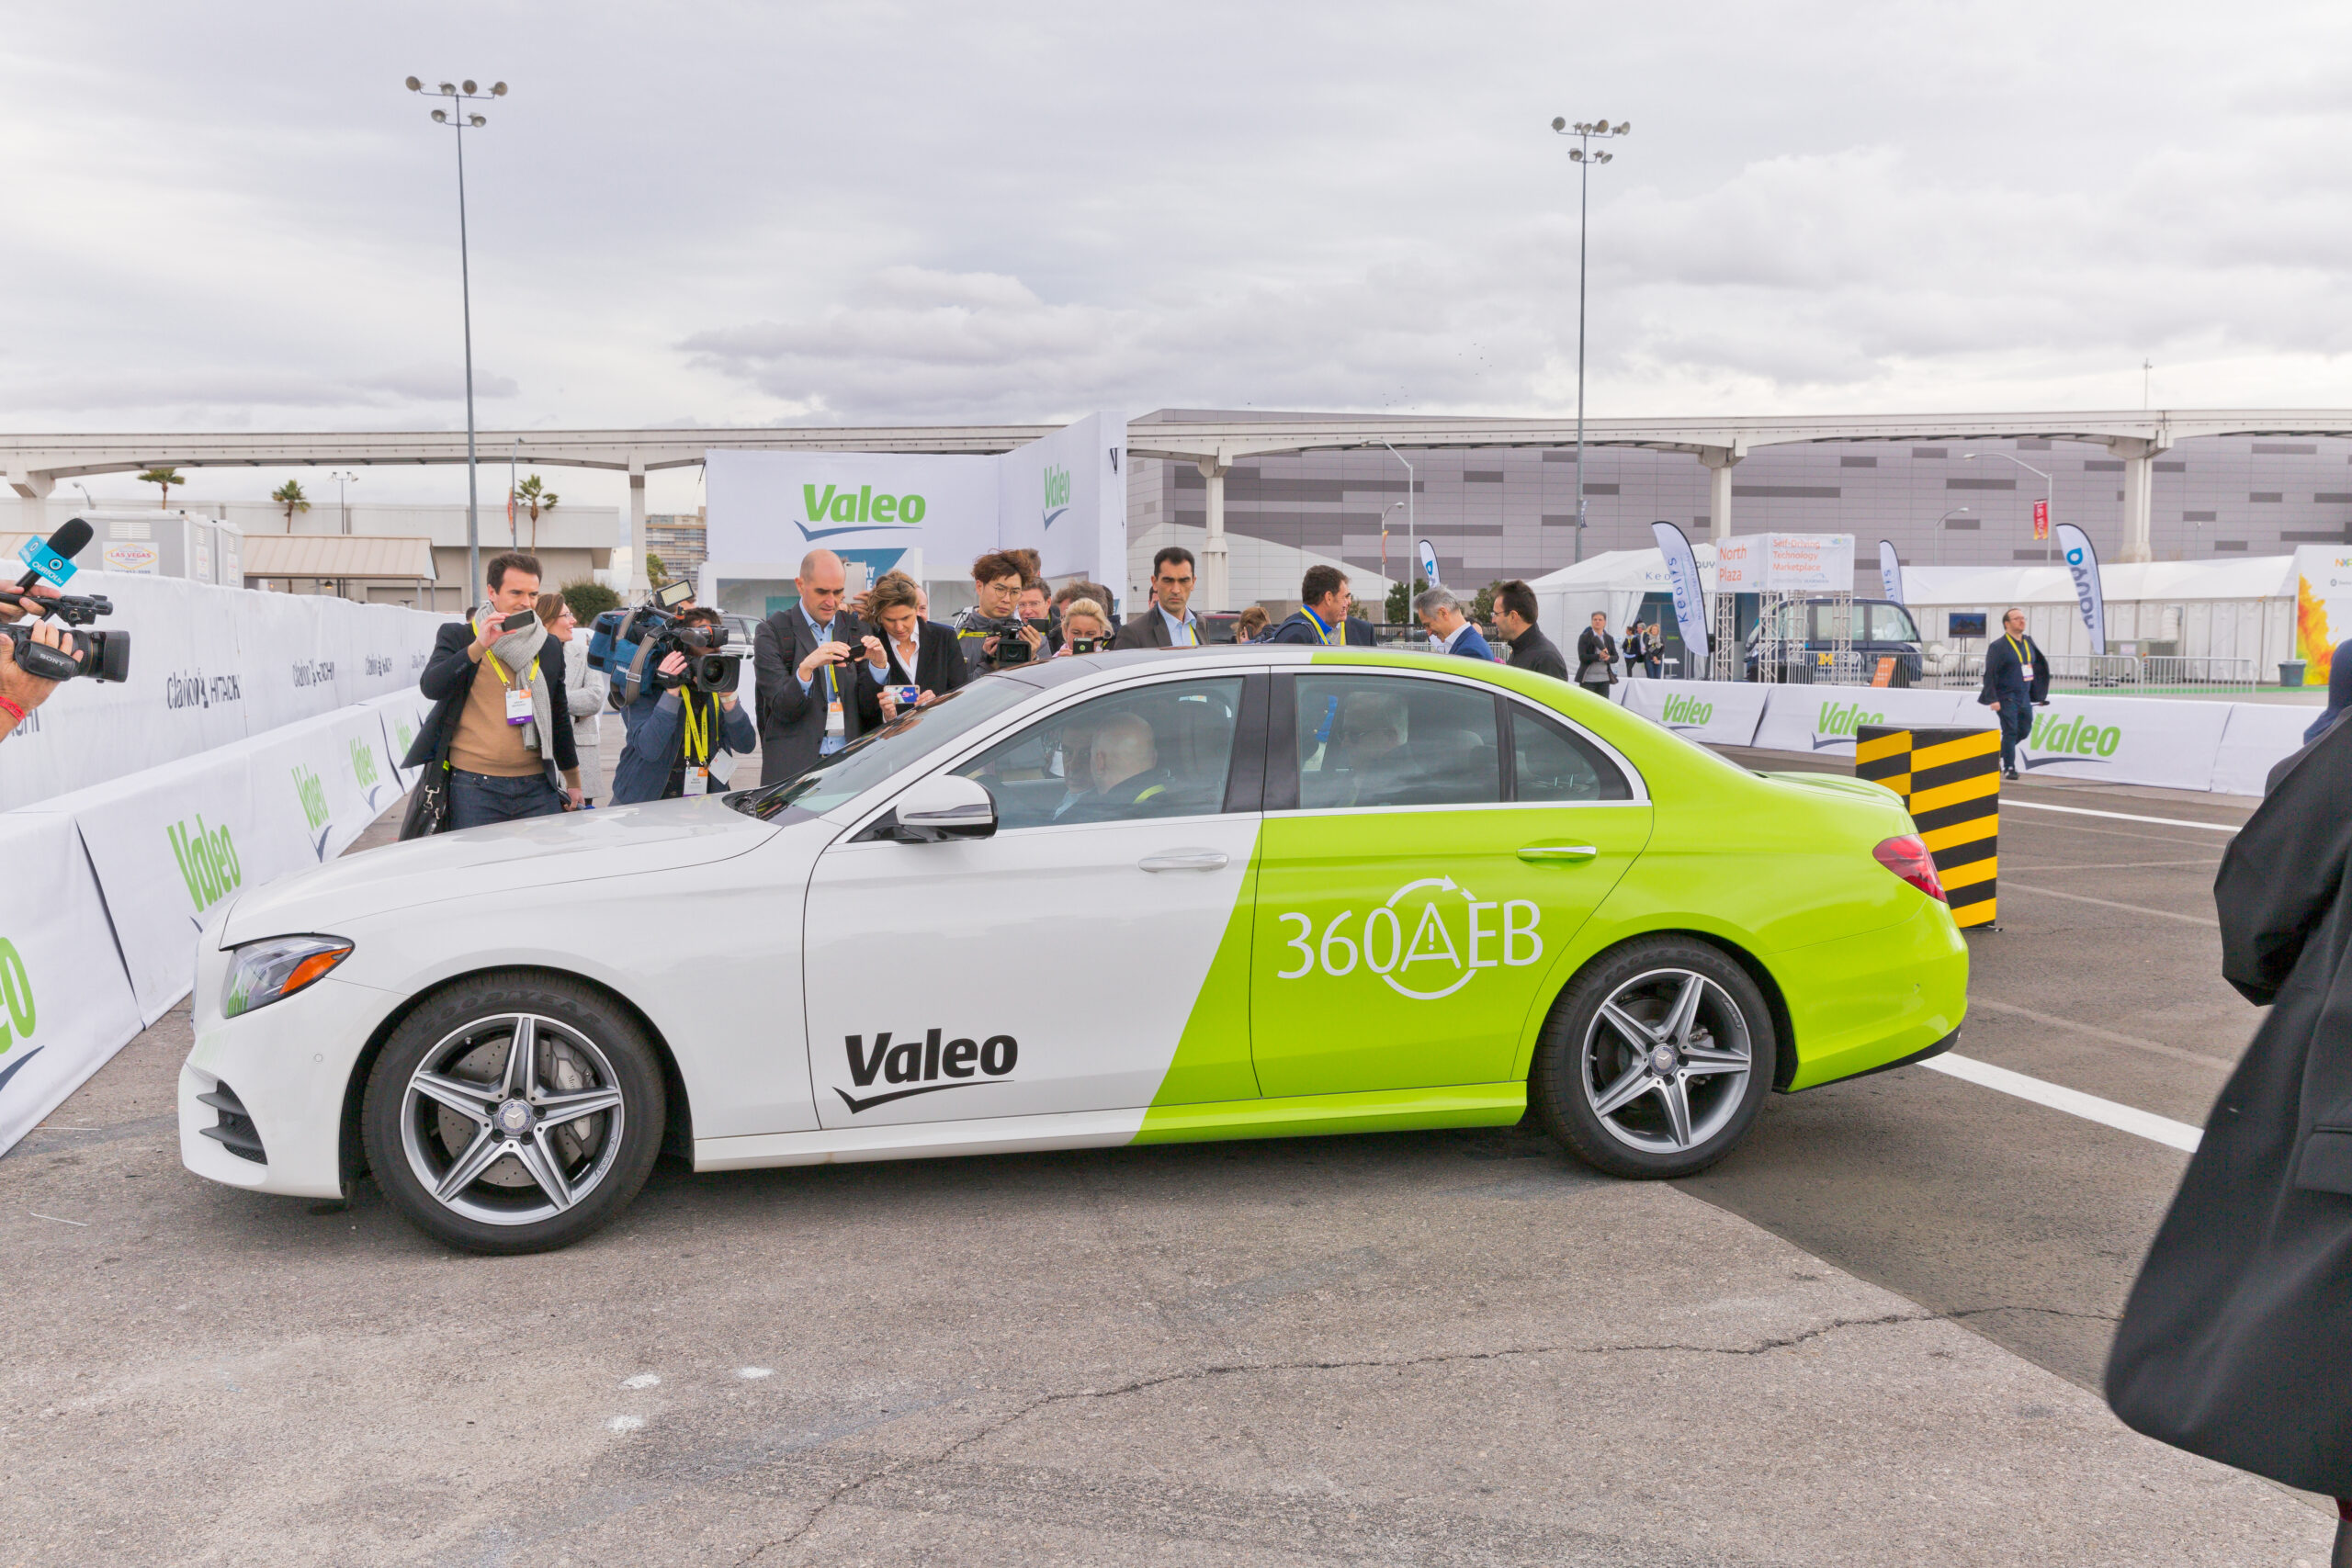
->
<box><xmin>1289</xmin><ymin>673</ymin><xmax>1500</xmax><ymax>809</ymax></box>
<box><xmin>1871</xmin><ymin>604</ymin><xmax>1916</xmax><ymax>643</ymax></box>
<box><xmin>953</xmin><ymin>677</ymin><xmax>1244</xmax><ymax>829</ymax></box>
<box><xmin>1510</xmin><ymin>706</ymin><xmax>1632</xmax><ymax>803</ymax></box>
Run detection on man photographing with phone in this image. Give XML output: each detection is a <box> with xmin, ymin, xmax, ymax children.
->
<box><xmin>609</xmin><ymin>606</ymin><xmax>755</xmax><ymax>804</ymax></box>
<box><xmin>403</xmin><ymin>551</ymin><xmax>584</xmax><ymax>829</ymax></box>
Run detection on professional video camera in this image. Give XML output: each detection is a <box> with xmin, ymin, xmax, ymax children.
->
<box><xmin>976</xmin><ymin>615</ymin><xmax>1050</xmax><ymax>668</ymax></box>
<box><xmin>5</xmin><ymin>519</ymin><xmax>130</xmax><ymax>683</ymax></box>
<box><xmin>586</xmin><ymin>580</ymin><xmax>740</xmax><ymax>702</ymax></box>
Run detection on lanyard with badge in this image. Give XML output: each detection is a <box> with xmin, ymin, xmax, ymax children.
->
<box><xmin>1306</xmin><ymin>609</ymin><xmax>1338</xmax><ymax>647</ymax></box>
<box><xmin>483</xmin><ymin>648</ymin><xmax>541</xmax><ymax>748</ymax></box>
<box><xmin>2007</xmin><ymin>634</ymin><xmax>2031</xmax><ymax>678</ymax></box>
<box><xmin>678</xmin><ymin>690</ymin><xmax>736</xmax><ymax>795</ymax></box>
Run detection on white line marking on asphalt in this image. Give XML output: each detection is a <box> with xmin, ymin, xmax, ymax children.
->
<box><xmin>1969</xmin><ymin>998</ymin><xmax>2235</xmax><ymax>1072</ymax></box>
<box><xmin>28</xmin><ymin>1212</ymin><xmax>88</xmax><ymax>1226</ymax></box>
<box><xmin>605</xmin><ymin>1415</ymin><xmax>645</xmax><ymax>1432</ymax></box>
<box><xmin>1922</xmin><ymin>1053</ymin><xmax>2203</xmax><ymax>1153</ymax></box>
<box><xmin>736</xmin><ymin>1367</ymin><xmax>775</xmax><ymax>1380</ymax></box>
<box><xmin>1997</xmin><ymin>883</ymin><xmax>2221</xmax><ymax>927</ymax></box>
<box><xmin>2000</xmin><ymin>798</ymin><xmax>2244</xmax><ymax>833</ymax></box>
<box><xmin>621</xmin><ymin>1372</ymin><xmax>661</xmax><ymax>1389</ymax></box>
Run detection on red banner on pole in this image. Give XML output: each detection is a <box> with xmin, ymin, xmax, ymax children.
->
<box><xmin>2031</xmin><ymin>499</ymin><xmax>2051</xmax><ymax>541</ymax></box>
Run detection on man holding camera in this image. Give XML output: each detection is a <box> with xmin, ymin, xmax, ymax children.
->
<box><xmin>752</xmin><ymin>548</ymin><xmax>884</xmax><ymax>787</ymax></box>
<box><xmin>952</xmin><ymin>551</ymin><xmax>1046</xmax><ymax>673</ymax></box>
<box><xmin>608</xmin><ymin>606</ymin><xmax>756</xmax><ymax>804</ymax></box>
<box><xmin>1113</xmin><ymin>547</ymin><xmax>1206</xmax><ymax>649</ymax></box>
<box><xmin>0</xmin><ymin>584</ymin><xmax>79</xmax><ymax>740</ymax></box>
<box><xmin>404</xmin><ymin>551</ymin><xmax>583</xmax><ymax>829</ymax></box>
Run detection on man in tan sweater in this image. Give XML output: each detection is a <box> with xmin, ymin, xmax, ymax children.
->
<box><xmin>407</xmin><ymin>552</ymin><xmax>583</xmax><ymax>830</ymax></box>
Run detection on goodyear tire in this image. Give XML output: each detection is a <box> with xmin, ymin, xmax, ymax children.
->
<box><xmin>1531</xmin><ymin>937</ymin><xmax>1776</xmax><ymax>1179</ymax></box>
<box><xmin>362</xmin><ymin>973</ymin><xmax>665</xmax><ymax>1255</ymax></box>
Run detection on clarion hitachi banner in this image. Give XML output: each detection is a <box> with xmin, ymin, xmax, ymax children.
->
<box><xmin>705</xmin><ymin>413</ymin><xmax>1128</xmax><ymax>590</ymax></box>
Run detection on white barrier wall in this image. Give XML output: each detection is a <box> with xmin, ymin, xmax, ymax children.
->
<box><xmin>1621</xmin><ymin>677</ymin><xmax>2312</xmax><ymax>798</ymax></box>
<box><xmin>0</xmin><ymin>575</ymin><xmax>447</xmax><ymax>812</ymax></box>
<box><xmin>0</xmin><ymin>691</ymin><xmax>424</xmax><ymax>1153</ymax></box>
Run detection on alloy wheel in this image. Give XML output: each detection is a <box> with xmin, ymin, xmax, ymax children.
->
<box><xmin>1578</xmin><ymin>968</ymin><xmax>1753</xmax><ymax>1155</ymax></box>
<box><xmin>398</xmin><ymin>1013</ymin><xmax>627</xmax><ymax>1226</ymax></box>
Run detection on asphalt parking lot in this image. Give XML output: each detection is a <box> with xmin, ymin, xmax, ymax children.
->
<box><xmin>5</xmin><ymin>743</ymin><xmax>2335</xmax><ymax>1566</ymax></box>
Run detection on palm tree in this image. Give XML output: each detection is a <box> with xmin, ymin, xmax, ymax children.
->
<box><xmin>271</xmin><ymin>480</ymin><xmax>310</xmax><ymax>528</ymax></box>
<box><xmin>515</xmin><ymin>474</ymin><xmax>559</xmax><ymax>550</ymax></box>
<box><xmin>137</xmin><ymin>468</ymin><xmax>185</xmax><ymax>510</ymax></box>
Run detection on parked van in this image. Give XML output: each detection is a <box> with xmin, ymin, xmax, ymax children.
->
<box><xmin>1745</xmin><ymin>597</ymin><xmax>1925</xmax><ymax>683</ymax></box>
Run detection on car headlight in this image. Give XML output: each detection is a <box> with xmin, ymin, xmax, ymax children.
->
<box><xmin>221</xmin><ymin>936</ymin><xmax>353</xmax><ymax>1019</ymax></box>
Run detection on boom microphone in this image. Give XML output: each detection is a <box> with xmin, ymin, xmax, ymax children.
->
<box><xmin>17</xmin><ymin>517</ymin><xmax>92</xmax><ymax>592</ymax></box>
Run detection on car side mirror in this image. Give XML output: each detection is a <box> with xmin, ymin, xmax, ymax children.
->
<box><xmin>890</xmin><ymin>774</ymin><xmax>997</xmax><ymax>841</ymax></box>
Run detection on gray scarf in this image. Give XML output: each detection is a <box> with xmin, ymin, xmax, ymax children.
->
<box><xmin>481</xmin><ymin>615</ymin><xmax>562</xmax><ymax>785</ymax></box>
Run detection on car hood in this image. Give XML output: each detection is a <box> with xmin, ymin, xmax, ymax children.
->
<box><xmin>220</xmin><ymin>794</ymin><xmax>788</xmax><ymax>945</ymax></box>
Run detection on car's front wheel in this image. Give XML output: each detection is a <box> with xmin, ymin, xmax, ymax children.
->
<box><xmin>361</xmin><ymin>974</ymin><xmax>665</xmax><ymax>1254</ymax></box>
<box><xmin>1531</xmin><ymin>937</ymin><xmax>1777</xmax><ymax>1179</ymax></box>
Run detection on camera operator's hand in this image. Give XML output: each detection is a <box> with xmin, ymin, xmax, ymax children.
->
<box><xmin>980</xmin><ymin>634</ymin><xmax>1000</xmax><ymax>659</ymax></box>
<box><xmin>1017</xmin><ymin>621</ymin><xmax>1046</xmax><ymax>655</ymax></box>
<box><xmin>658</xmin><ymin>651</ymin><xmax>689</xmax><ymax>679</ymax></box>
<box><xmin>469</xmin><ymin>605</ymin><xmax>507</xmax><ymax>657</ymax></box>
<box><xmin>0</xmin><ymin>620</ymin><xmax>74</xmax><ymax>731</ymax></box>
<box><xmin>0</xmin><ymin>583</ymin><xmax>62</xmax><ymax>625</ymax></box>
<box><xmin>795</xmin><ymin>640</ymin><xmax>857</xmax><ymax>684</ymax></box>
<box><xmin>858</xmin><ymin>634</ymin><xmax>886</xmax><ymax>671</ymax></box>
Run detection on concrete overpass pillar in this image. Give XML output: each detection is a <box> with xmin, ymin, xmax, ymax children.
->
<box><xmin>2107</xmin><ymin>437</ymin><xmax>2165</xmax><ymax>563</ymax></box>
<box><xmin>1196</xmin><ymin>455</ymin><xmax>1231</xmax><ymax>613</ymax></box>
<box><xmin>626</xmin><ymin>460</ymin><xmax>650</xmax><ymax>594</ymax></box>
<box><xmin>1697</xmin><ymin>446</ymin><xmax>1743</xmax><ymax>541</ymax></box>
<box><xmin>5</xmin><ymin>469</ymin><xmax>52</xmax><ymax>503</ymax></box>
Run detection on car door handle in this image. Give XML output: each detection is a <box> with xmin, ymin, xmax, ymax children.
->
<box><xmin>1139</xmin><ymin>850</ymin><xmax>1230</xmax><ymax>873</ymax></box>
<box><xmin>1518</xmin><ymin>844</ymin><xmax>1600</xmax><ymax>863</ymax></box>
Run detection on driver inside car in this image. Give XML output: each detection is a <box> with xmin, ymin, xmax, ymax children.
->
<box><xmin>1064</xmin><ymin>713</ymin><xmax>1173</xmax><ymax>821</ymax></box>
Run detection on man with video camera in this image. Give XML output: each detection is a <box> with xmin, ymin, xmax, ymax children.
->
<box><xmin>403</xmin><ymin>551</ymin><xmax>584</xmax><ymax>829</ymax></box>
<box><xmin>0</xmin><ymin>584</ymin><xmax>81</xmax><ymax>740</ymax></box>
<box><xmin>608</xmin><ymin>606</ymin><xmax>756</xmax><ymax>804</ymax></box>
<box><xmin>952</xmin><ymin>550</ymin><xmax>1048</xmax><ymax>674</ymax></box>
<box><xmin>752</xmin><ymin>548</ymin><xmax>885</xmax><ymax>786</ymax></box>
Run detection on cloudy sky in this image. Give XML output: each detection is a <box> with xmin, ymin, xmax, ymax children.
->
<box><xmin>5</xmin><ymin>1</ymin><xmax>2347</xmax><ymax>508</ymax></box>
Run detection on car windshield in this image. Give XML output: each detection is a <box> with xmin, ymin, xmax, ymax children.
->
<box><xmin>728</xmin><ymin>680</ymin><xmax>1035</xmax><ymax>819</ymax></box>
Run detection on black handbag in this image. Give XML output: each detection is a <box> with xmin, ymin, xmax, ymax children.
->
<box><xmin>397</xmin><ymin>761</ymin><xmax>451</xmax><ymax>840</ymax></box>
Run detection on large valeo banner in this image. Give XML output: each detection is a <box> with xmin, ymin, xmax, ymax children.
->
<box><xmin>0</xmin><ymin>813</ymin><xmax>146</xmax><ymax>1156</ymax></box>
<box><xmin>1616</xmin><ymin>679</ymin><xmax>1768</xmax><ymax>746</ymax></box>
<box><xmin>1751</xmin><ymin>685</ymin><xmax>1991</xmax><ymax>757</ymax></box>
<box><xmin>2011</xmin><ymin>695</ymin><xmax>2233</xmax><ymax>791</ymax></box>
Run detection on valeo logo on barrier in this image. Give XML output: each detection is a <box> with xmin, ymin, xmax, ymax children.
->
<box><xmin>168</xmin><ymin>815</ymin><xmax>242</xmax><ymax>912</ymax></box>
<box><xmin>293</xmin><ymin>764</ymin><xmax>331</xmax><ymax>834</ymax></box>
<box><xmin>1659</xmin><ymin>694</ymin><xmax>1714</xmax><ymax>728</ymax></box>
<box><xmin>349</xmin><ymin>737</ymin><xmax>381</xmax><ymax>789</ymax></box>
<box><xmin>0</xmin><ymin>939</ymin><xmax>34</xmax><ymax>1058</ymax></box>
<box><xmin>1814</xmin><ymin>700</ymin><xmax>1885</xmax><ymax>748</ymax></box>
<box><xmin>2025</xmin><ymin>710</ymin><xmax>2122</xmax><ymax>762</ymax></box>
<box><xmin>797</xmin><ymin>482</ymin><xmax>926</xmax><ymax>541</ymax></box>
<box><xmin>1275</xmin><ymin>874</ymin><xmax>1543</xmax><ymax>1001</ymax></box>
<box><xmin>1042</xmin><ymin>464</ymin><xmax>1071</xmax><ymax>528</ymax></box>
<box><xmin>392</xmin><ymin>716</ymin><xmax>417</xmax><ymax>755</ymax></box>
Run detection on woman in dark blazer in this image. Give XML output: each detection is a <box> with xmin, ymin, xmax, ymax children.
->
<box><xmin>856</xmin><ymin>570</ymin><xmax>970</xmax><ymax>711</ymax></box>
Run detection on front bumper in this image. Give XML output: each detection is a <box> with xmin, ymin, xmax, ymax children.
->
<box><xmin>178</xmin><ymin>974</ymin><xmax>401</xmax><ymax>1201</ymax></box>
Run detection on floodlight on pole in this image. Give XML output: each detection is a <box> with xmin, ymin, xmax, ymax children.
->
<box><xmin>1935</xmin><ymin>506</ymin><xmax>1972</xmax><ymax>567</ymax></box>
<box><xmin>406</xmin><ymin>73</ymin><xmax>509</xmax><ymax>599</ymax></box>
<box><xmin>1966</xmin><ymin>451</ymin><xmax>2054</xmax><ymax>562</ymax></box>
<box><xmin>1550</xmin><ymin>113</ymin><xmax>1631</xmax><ymax>565</ymax></box>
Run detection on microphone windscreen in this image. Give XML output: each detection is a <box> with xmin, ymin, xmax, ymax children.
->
<box><xmin>45</xmin><ymin>518</ymin><xmax>93</xmax><ymax>561</ymax></box>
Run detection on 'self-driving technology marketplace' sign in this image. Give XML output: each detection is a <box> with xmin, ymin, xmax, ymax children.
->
<box><xmin>704</xmin><ymin>413</ymin><xmax>1127</xmax><ymax>589</ymax></box>
<box><xmin>1713</xmin><ymin>533</ymin><xmax>1858</xmax><ymax>592</ymax></box>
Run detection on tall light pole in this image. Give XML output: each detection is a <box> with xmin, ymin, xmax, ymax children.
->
<box><xmin>1966</xmin><ymin>451</ymin><xmax>2053</xmax><ymax>562</ymax></box>
<box><xmin>1381</xmin><ymin>441</ymin><xmax>1416</xmax><ymax>581</ymax></box>
<box><xmin>1551</xmin><ymin>116</ymin><xmax>1630</xmax><ymax>565</ymax></box>
<box><xmin>332</xmin><ymin>470</ymin><xmax>359</xmax><ymax>536</ymax></box>
<box><xmin>406</xmin><ymin>75</ymin><xmax>508</xmax><ymax>599</ymax></box>
<box><xmin>1934</xmin><ymin>506</ymin><xmax>1971</xmax><ymax>568</ymax></box>
<box><xmin>1378</xmin><ymin>501</ymin><xmax>1405</xmax><ymax>609</ymax></box>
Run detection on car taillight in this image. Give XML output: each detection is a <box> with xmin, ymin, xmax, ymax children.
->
<box><xmin>1872</xmin><ymin>834</ymin><xmax>1945</xmax><ymax>902</ymax></box>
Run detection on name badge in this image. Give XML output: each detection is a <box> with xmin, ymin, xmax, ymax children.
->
<box><xmin>826</xmin><ymin>697</ymin><xmax>846</xmax><ymax>737</ymax></box>
<box><xmin>504</xmin><ymin>687</ymin><xmax>533</xmax><ymax>726</ymax></box>
<box><xmin>683</xmin><ymin>766</ymin><xmax>708</xmax><ymax>796</ymax></box>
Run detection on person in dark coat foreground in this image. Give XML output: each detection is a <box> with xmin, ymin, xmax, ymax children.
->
<box><xmin>2106</xmin><ymin>715</ymin><xmax>2352</xmax><ymax>1555</ymax></box>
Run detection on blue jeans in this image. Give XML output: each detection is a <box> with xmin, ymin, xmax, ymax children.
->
<box><xmin>1996</xmin><ymin>693</ymin><xmax>2032</xmax><ymax>772</ymax></box>
<box><xmin>448</xmin><ymin>769</ymin><xmax>566</xmax><ymax>830</ymax></box>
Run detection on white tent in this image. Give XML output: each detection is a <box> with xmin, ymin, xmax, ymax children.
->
<box><xmin>1899</xmin><ymin>557</ymin><xmax>2297</xmax><ymax>672</ymax></box>
<box><xmin>1527</xmin><ymin>546</ymin><xmax>1719</xmax><ymax>642</ymax></box>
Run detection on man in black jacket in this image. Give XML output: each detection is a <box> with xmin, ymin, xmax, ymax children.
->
<box><xmin>1976</xmin><ymin>606</ymin><xmax>2049</xmax><ymax>780</ymax></box>
<box><xmin>1491</xmin><ymin>581</ymin><xmax>1568</xmax><ymax>681</ymax></box>
<box><xmin>401</xmin><ymin>551</ymin><xmax>583</xmax><ymax>828</ymax></box>
<box><xmin>752</xmin><ymin>548</ymin><xmax>884</xmax><ymax>786</ymax></box>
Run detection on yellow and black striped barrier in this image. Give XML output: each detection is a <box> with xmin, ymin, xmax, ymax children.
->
<box><xmin>1854</xmin><ymin>724</ymin><xmax>2000</xmax><ymax>928</ymax></box>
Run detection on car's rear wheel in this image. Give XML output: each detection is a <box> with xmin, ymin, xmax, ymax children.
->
<box><xmin>361</xmin><ymin>974</ymin><xmax>664</xmax><ymax>1254</ymax></box>
<box><xmin>1531</xmin><ymin>937</ymin><xmax>1776</xmax><ymax>1179</ymax></box>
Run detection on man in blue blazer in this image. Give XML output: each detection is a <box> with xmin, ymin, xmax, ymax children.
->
<box><xmin>1413</xmin><ymin>586</ymin><xmax>1495</xmax><ymax>661</ymax></box>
